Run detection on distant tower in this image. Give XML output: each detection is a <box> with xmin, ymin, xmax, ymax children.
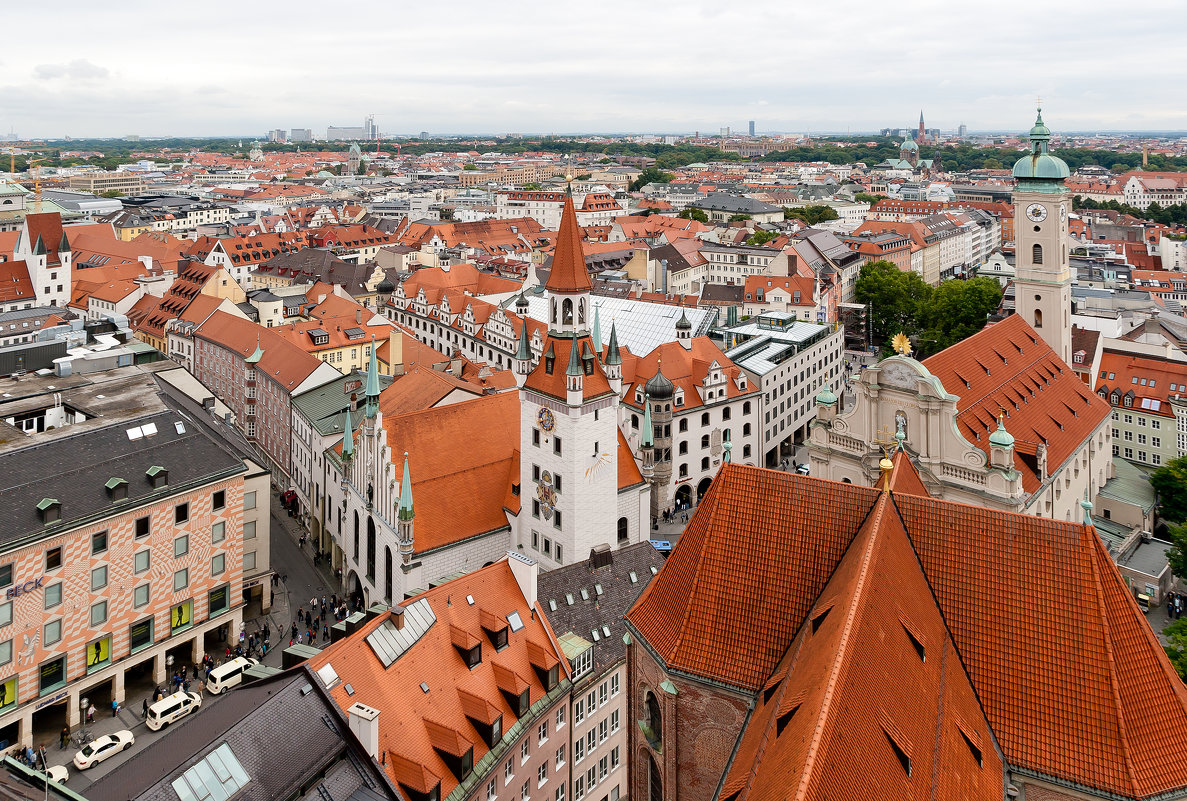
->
<box><xmin>1011</xmin><ymin>106</ymin><xmax>1072</xmax><ymax>364</ymax></box>
<box><xmin>918</xmin><ymin>111</ymin><xmax>927</xmax><ymax>145</ymax></box>
<box><xmin>644</xmin><ymin>367</ymin><xmax>675</xmax><ymax>519</ymax></box>
<box><xmin>347</xmin><ymin>143</ymin><xmax>362</xmax><ymax>176</ymax></box>
<box><xmin>248</xmin><ymin>141</ymin><xmax>263</xmax><ymax>161</ymax></box>
<box><xmin>748</xmin><ymin>120</ymin><xmax>756</xmax><ymax>137</ymax></box>
<box><xmin>900</xmin><ymin>138</ymin><xmax>920</xmax><ymax>168</ymax></box>
<box><xmin>396</xmin><ymin>452</ymin><xmax>415</xmax><ymax>565</ymax></box>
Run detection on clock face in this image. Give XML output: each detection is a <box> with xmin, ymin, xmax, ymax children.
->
<box><xmin>1026</xmin><ymin>203</ymin><xmax>1048</xmax><ymax>223</ymax></box>
<box><xmin>537</xmin><ymin>407</ymin><xmax>555</xmax><ymax>432</ymax></box>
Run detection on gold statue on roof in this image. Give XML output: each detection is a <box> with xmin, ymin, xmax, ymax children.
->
<box><xmin>891</xmin><ymin>332</ymin><xmax>913</xmax><ymax>356</ymax></box>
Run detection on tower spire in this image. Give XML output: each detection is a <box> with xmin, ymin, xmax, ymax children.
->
<box><xmin>340</xmin><ymin>405</ymin><xmax>354</xmax><ymax>461</ymax></box>
<box><xmin>592</xmin><ymin>303</ymin><xmax>602</xmax><ymax>350</ymax></box>
<box><xmin>364</xmin><ymin>337</ymin><xmax>381</xmax><ymax>417</ymax></box>
<box><xmin>397</xmin><ymin>452</ymin><xmax>415</xmax><ymax>565</ymax></box>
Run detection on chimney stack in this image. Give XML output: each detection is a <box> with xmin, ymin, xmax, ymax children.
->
<box><xmin>347</xmin><ymin>702</ymin><xmax>381</xmax><ymax>759</ymax></box>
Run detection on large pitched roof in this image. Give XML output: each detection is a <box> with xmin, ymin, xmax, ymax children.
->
<box><xmin>194</xmin><ymin>310</ymin><xmax>328</xmax><ymax>392</ymax></box>
<box><xmin>629</xmin><ymin>463</ymin><xmax>1187</xmax><ymax>800</ymax></box>
<box><xmin>922</xmin><ymin>314</ymin><xmax>1111</xmax><ymax>492</ymax></box>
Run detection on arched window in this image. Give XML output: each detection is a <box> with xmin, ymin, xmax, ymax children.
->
<box><xmin>701</xmin><ymin>434</ymin><xmax>710</xmax><ymax>449</ymax></box>
<box><xmin>679</xmin><ymin>464</ymin><xmax>688</xmax><ymax>478</ymax></box>
<box><xmin>384</xmin><ymin>547</ymin><xmax>393</xmax><ymax>603</ymax></box>
<box><xmin>679</xmin><ymin>441</ymin><xmax>688</xmax><ymax>455</ymax></box>
<box><xmin>366</xmin><ymin>517</ymin><xmax>376</xmax><ymax>582</ymax></box>
<box><xmin>617</xmin><ymin>517</ymin><xmax>629</xmax><ymax>544</ymax></box>
<box><xmin>1034</xmin><ymin>309</ymin><xmax>1043</xmax><ymax>329</ymax></box>
<box><xmin>701</xmin><ymin>457</ymin><xmax>710</xmax><ymax>471</ymax></box>
<box><xmin>550</xmin><ymin>300</ymin><xmax>557</xmax><ymax>324</ymax></box>
<box><xmin>701</xmin><ymin>413</ymin><xmax>710</xmax><ymax>426</ymax></box>
<box><xmin>743</xmin><ymin>423</ymin><xmax>752</xmax><ymax>436</ymax></box>
<box><xmin>743</xmin><ymin>401</ymin><xmax>751</xmax><ymax>415</ymax></box>
<box><xmin>561</xmin><ymin>299</ymin><xmax>573</xmax><ymax>326</ymax></box>
<box><xmin>631</xmin><ymin>414</ymin><xmax>639</xmax><ymax>430</ymax></box>
<box><xmin>679</xmin><ymin>419</ymin><xmax>688</xmax><ymax>433</ymax></box>
<box><xmin>648</xmin><ymin>753</ymin><xmax>662</xmax><ymax>801</ymax></box>
<box><xmin>722</xmin><ymin>407</ymin><xmax>731</xmax><ymax>421</ymax></box>
<box><xmin>1032</xmin><ymin>243</ymin><xmax>1043</xmax><ymax>265</ymax></box>
<box><xmin>578</xmin><ymin>299</ymin><xmax>586</xmax><ymax>325</ymax></box>
<box><xmin>353</xmin><ymin>511</ymin><xmax>360</xmax><ymax>562</ymax></box>
<box><xmin>645</xmin><ymin>692</ymin><xmax>663</xmax><ymax>744</ymax></box>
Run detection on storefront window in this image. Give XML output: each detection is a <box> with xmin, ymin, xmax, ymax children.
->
<box><xmin>171</xmin><ymin>600</ymin><xmax>193</xmax><ymax>633</ymax></box>
<box><xmin>0</xmin><ymin>676</ymin><xmax>16</xmax><ymax>710</ymax></box>
<box><xmin>130</xmin><ymin>618</ymin><xmax>154</xmax><ymax>653</ymax></box>
<box><xmin>86</xmin><ymin>635</ymin><xmax>112</xmax><ymax>673</ymax></box>
<box><xmin>208</xmin><ymin>586</ymin><xmax>229</xmax><ymax>618</ymax></box>
<box><xmin>39</xmin><ymin>656</ymin><xmax>66</xmax><ymax>696</ymax></box>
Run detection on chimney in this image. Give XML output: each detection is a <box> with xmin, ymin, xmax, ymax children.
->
<box><xmin>506</xmin><ymin>551</ymin><xmax>538</xmax><ymax>607</ymax></box>
<box><xmin>356</xmin><ymin>308</ymin><xmax>362</xmax><ymax>324</ymax></box>
<box><xmin>390</xmin><ymin>605</ymin><xmax>405</xmax><ymax>630</ymax></box>
<box><xmin>347</xmin><ymin>702</ymin><xmax>381</xmax><ymax>759</ymax></box>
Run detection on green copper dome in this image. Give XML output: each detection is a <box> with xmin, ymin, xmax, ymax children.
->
<box><xmin>1012</xmin><ymin>107</ymin><xmax>1069</xmax><ymax>184</ymax></box>
<box><xmin>989</xmin><ymin>417</ymin><xmax>1015</xmax><ymax>448</ymax></box>
<box><xmin>815</xmin><ymin>386</ymin><xmax>837</xmax><ymax>406</ymax></box>
<box><xmin>900</xmin><ymin>138</ymin><xmax>919</xmax><ymax>152</ymax></box>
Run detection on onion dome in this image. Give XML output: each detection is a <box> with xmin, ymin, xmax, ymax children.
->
<box><xmin>989</xmin><ymin>416</ymin><xmax>1015</xmax><ymax>448</ymax></box>
<box><xmin>644</xmin><ymin>367</ymin><xmax>675</xmax><ymax>400</ymax></box>
<box><xmin>815</xmin><ymin>386</ymin><xmax>838</xmax><ymax>407</ymax></box>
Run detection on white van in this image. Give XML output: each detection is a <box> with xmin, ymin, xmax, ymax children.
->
<box><xmin>205</xmin><ymin>657</ymin><xmax>259</xmax><ymax>695</ymax></box>
<box><xmin>145</xmin><ymin>691</ymin><xmax>201</xmax><ymax>731</ymax></box>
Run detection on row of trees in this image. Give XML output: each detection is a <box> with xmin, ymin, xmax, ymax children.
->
<box><xmin>783</xmin><ymin>205</ymin><xmax>839</xmax><ymax>225</ymax></box>
<box><xmin>853</xmin><ymin>260</ymin><xmax>1003</xmax><ymax>357</ymax></box>
<box><xmin>1073</xmin><ymin>195</ymin><xmax>1187</xmax><ymax>227</ymax></box>
<box><xmin>1153</xmin><ymin>458</ymin><xmax>1187</xmax><ymax>677</ymax></box>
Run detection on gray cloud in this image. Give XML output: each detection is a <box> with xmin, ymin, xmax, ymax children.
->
<box><xmin>33</xmin><ymin>59</ymin><xmax>109</xmax><ymax>81</ymax></box>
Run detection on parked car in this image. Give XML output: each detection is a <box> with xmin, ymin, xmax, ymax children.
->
<box><xmin>45</xmin><ymin>765</ymin><xmax>68</xmax><ymax>784</ymax></box>
<box><xmin>73</xmin><ymin>731</ymin><xmax>134</xmax><ymax>770</ymax></box>
<box><xmin>146</xmin><ymin>691</ymin><xmax>202</xmax><ymax>730</ymax></box>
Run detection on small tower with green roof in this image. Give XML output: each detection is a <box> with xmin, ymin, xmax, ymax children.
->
<box><xmin>397</xmin><ymin>452</ymin><xmax>415</xmax><ymax>565</ymax></box>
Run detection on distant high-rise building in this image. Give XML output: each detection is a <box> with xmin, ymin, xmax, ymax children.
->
<box><xmin>327</xmin><ymin>117</ymin><xmax>377</xmax><ymax>141</ymax></box>
<box><xmin>364</xmin><ymin>114</ymin><xmax>377</xmax><ymax>141</ymax></box>
<box><xmin>958</xmin><ymin>123</ymin><xmax>968</xmax><ymax>139</ymax></box>
<box><xmin>720</xmin><ymin>126</ymin><xmax>731</xmax><ymax>138</ymax></box>
<box><xmin>289</xmin><ymin>128</ymin><xmax>312</xmax><ymax>143</ymax></box>
<box><xmin>267</xmin><ymin>129</ymin><xmax>286</xmax><ymax>143</ymax></box>
<box><xmin>419</xmin><ymin>131</ymin><xmax>429</xmax><ymax>140</ymax></box>
<box><xmin>749</xmin><ymin>120</ymin><xmax>756</xmax><ymax>137</ymax></box>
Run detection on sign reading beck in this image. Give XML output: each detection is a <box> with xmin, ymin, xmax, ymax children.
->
<box><xmin>6</xmin><ymin>576</ymin><xmax>44</xmax><ymax>600</ymax></box>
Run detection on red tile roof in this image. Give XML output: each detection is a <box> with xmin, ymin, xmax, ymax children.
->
<box><xmin>1095</xmin><ymin>349</ymin><xmax>1186</xmax><ymax>419</ymax></box>
<box><xmin>631</xmin><ymin>462</ymin><xmax>1187</xmax><ymax>799</ymax></box>
<box><xmin>523</xmin><ymin>334</ymin><xmax>615</xmax><ymax>403</ymax></box>
<box><xmin>544</xmin><ymin>194</ymin><xmax>593</xmax><ymax>293</ymax></box>
<box><xmin>922</xmin><ymin>315</ymin><xmax>1111</xmax><ymax>492</ymax></box>
<box><xmin>0</xmin><ymin>260</ymin><xmax>34</xmax><ymax>304</ymax></box>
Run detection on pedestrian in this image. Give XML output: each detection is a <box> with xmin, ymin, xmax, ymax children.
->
<box><xmin>112</xmin><ymin>699</ymin><xmax>119</xmax><ymax>717</ymax></box>
<box><xmin>198</xmin><ymin>680</ymin><xmax>205</xmax><ymax>696</ymax></box>
<box><xmin>60</xmin><ymin>727</ymin><xmax>69</xmax><ymax>750</ymax></box>
<box><xmin>323</xmin><ymin>624</ymin><xmax>329</xmax><ymax>641</ymax></box>
<box><xmin>86</xmin><ymin>704</ymin><xmax>95</xmax><ymax>724</ymax></box>
<box><xmin>142</xmin><ymin>698</ymin><xmax>149</xmax><ymax>718</ymax></box>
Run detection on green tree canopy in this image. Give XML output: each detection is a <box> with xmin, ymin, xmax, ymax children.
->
<box><xmin>521</xmin><ymin>182</ymin><xmax>543</xmax><ymax>191</ymax></box>
<box><xmin>676</xmin><ymin>207</ymin><xmax>708</xmax><ymax>223</ymax></box>
<box><xmin>1152</xmin><ymin>455</ymin><xmax>1187</xmax><ymax>523</ymax></box>
<box><xmin>917</xmin><ymin>277</ymin><xmax>1003</xmax><ymax>354</ymax></box>
<box><xmin>854</xmin><ymin>193</ymin><xmax>887</xmax><ymax>205</ymax></box>
<box><xmin>784</xmin><ymin>205</ymin><xmax>839</xmax><ymax>226</ymax></box>
<box><xmin>854</xmin><ymin>260</ymin><xmax>933</xmax><ymax>350</ymax></box>
<box><xmin>728</xmin><ymin>213</ymin><xmax>752</xmax><ymax>222</ymax></box>
<box><xmin>462</xmin><ymin>163</ymin><xmax>478</xmax><ymax>170</ymax></box>
<box><xmin>1162</xmin><ymin>615</ymin><xmax>1187</xmax><ymax>680</ymax></box>
<box><xmin>630</xmin><ymin>167</ymin><xmax>675</xmax><ymax>191</ymax></box>
<box><xmin>746</xmin><ymin>230</ymin><xmax>778</xmax><ymax>246</ymax></box>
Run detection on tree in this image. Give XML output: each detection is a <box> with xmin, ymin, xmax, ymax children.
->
<box><xmin>854</xmin><ymin>193</ymin><xmax>886</xmax><ymax>205</ymax></box>
<box><xmin>462</xmin><ymin>163</ymin><xmax>478</xmax><ymax>170</ymax></box>
<box><xmin>746</xmin><ymin>230</ymin><xmax>778</xmax><ymax>246</ymax></box>
<box><xmin>728</xmin><ymin>213</ymin><xmax>752</xmax><ymax>222</ymax></box>
<box><xmin>784</xmin><ymin>205</ymin><xmax>839</xmax><ymax>226</ymax></box>
<box><xmin>982</xmin><ymin>158</ymin><xmax>1004</xmax><ymax>169</ymax></box>
<box><xmin>1152</xmin><ymin>455</ymin><xmax>1187</xmax><ymax>523</ymax></box>
<box><xmin>522</xmin><ymin>182</ymin><xmax>543</xmax><ymax>191</ymax></box>
<box><xmin>1167</xmin><ymin>523</ymin><xmax>1187</xmax><ymax>582</ymax></box>
<box><xmin>677</xmin><ymin>208</ymin><xmax>708</xmax><ymax>223</ymax></box>
<box><xmin>916</xmin><ymin>277</ymin><xmax>1002</xmax><ymax>355</ymax></box>
<box><xmin>854</xmin><ymin>260</ymin><xmax>933</xmax><ymax>349</ymax></box>
<box><xmin>630</xmin><ymin>167</ymin><xmax>674</xmax><ymax>191</ymax></box>
<box><xmin>357</xmin><ymin>159</ymin><xmax>368</xmax><ymax>176</ymax></box>
<box><xmin>100</xmin><ymin>189</ymin><xmax>124</xmax><ymax>198</ymax></box>
<box><xmin>1163</xmin><ymin>614</ymin><xmax>1187</xmax><ymax>680</ymax></box>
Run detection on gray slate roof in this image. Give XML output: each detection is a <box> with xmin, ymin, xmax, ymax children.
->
<box><xmin>0</xmin><ymin>410</ymin><xmax>243</xmax><ymax>548</ymax></box>
<box><xmin>84</xmin><ymin>669</ymin><xmax>398</xmax><ymax>801</ymax></box>
<box><xmin>537</xmin><ymin>542</ymin><xmax>664</xmax><ymax>686</ymax></box>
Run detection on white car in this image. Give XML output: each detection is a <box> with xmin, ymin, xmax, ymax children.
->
<box><xmin>45</xmin><ymin>765</ymin><xmax>68</xmax><ymax>784</ymax></box>
<box><xmin>72</xmin><ymin>730</ymin><xmax>134</xmax><ymax>770</ymax></box>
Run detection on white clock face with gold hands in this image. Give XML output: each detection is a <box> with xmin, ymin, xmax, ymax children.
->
<box><xmin>1026</xmin><ymin>203</ymin><xmax>1048</xmax><ymax>223</ymax></box>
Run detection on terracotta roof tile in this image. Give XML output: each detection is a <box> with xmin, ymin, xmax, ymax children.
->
<box><xmin>544</xmin><ymin>195</ymin><xmax>593</xmax><ymax>293</ymax></box>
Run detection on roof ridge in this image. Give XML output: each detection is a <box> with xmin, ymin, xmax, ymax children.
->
<box><xmin>792</xmin><ymin>491</ymin><xmax>889</xmax><ymax>801</ymax></box>
<box><xmin>1085</xmin><ymin>523</ymin><xmax>1140</xmax><ymax>799</ymax></box>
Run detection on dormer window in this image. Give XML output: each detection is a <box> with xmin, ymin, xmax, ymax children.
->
<box><xmin>106</xmin><ymin>477</ymin><xmax>128</xmax><ymax>502</ymax></box>
<box><xmin>146</xmin><ymin>466</ymin><xmax>168</xmax><ymax>488</ymax></box>
<box><xmin>37</xmin><ymin>498</ymin><xmax>61</xmax><ymax>524</ymax></box>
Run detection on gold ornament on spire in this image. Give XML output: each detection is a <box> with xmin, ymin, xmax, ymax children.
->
<box><xmin>891</xmin><ymin>332</ymin><xmax>913</xmax><ymax>356</ymax></box>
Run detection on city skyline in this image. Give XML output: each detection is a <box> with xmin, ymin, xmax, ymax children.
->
<box><xmin>2</xmin><ymin>0</ymin><xmax>1184</xmax><ymax>138</ymax></box>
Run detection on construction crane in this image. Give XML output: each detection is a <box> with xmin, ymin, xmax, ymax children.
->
<box><xmin>28</xmin><ymin>158</ymin><xmax>46</xmax><ymax>210</ymax></box>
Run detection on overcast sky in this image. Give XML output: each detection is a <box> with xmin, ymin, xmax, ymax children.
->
<box><xmin>4</xmin><ymin>0</ymin><xmax>1184</xmax><ymax>139</ymax></box>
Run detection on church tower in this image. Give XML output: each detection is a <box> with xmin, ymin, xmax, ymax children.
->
<box><xmin>519</xmin><ymin>188</ymin><xmax>626</xmax><ymax>566</ymax></box>
<box><xmin>917</xmin><ymin>110</ymin><xmax>926</xmax><ymax>145</ymax></box>
<box><xmin>1011</xmin><ymin>107</ymin><xmax>1072</xmax><ymax>364</ymax></box>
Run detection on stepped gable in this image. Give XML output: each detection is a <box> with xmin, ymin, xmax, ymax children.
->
<box><xmin>922</xmin><ymin>314</ymin><xmax>1110</xmax><ymax>492</ymax></box>
<box><xmin>896</xmin><ymin>491</ymin><xmax>1187</xmax><ymax>799</ymax></box>
<box><xmin>625</xmin><ymin>466</ymin><xmax>882</xmax><ymax>691</ymax></box>
<box><xmin>720</xmin><ymin>492</ymin><xmax>1002</xmax><ymax>801</ymax></box>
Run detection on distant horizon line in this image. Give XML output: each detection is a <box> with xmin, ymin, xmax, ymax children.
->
<box><xmin>11</xmin><ymin>128</ymin><xmax>1187</xmax><ymax>142</ymax></box>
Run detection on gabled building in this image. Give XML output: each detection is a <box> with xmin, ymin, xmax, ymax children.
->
<box><xmin>626</xmin><ymin>459</ymin><xmax>1187</xmax><ymax>801</ymax></box>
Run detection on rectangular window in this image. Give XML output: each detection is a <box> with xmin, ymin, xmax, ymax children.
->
<box><xmin>611</xmin><ymin>746</ymin><xmax>620</xmax><ymax>770</ymax></box>
<box><xmin>90</xmin><ymin>601</ymin><xmax>108</xmax><ymax>626</ymax></box>
<box><xmin>174</xmin><ymin>568</ymin><xmax>189</xmax><ymax>592</ymax></box>
<box><xmin>209</xmin><ymin>585</ymin><xmax>229</xmax><ymax>617</ymax></box>
<box><xmin>488</xmin><ymin>779</ymin><xmax>497</xmax><ymax>801</ymax></box>
<box><xmin>0</xmin><ymin>639</ymin><xmax>11</xmax><ymax>667</ymax></box>
<box><xmin>599</xmin><ymin>682</ymin><xmax>608</xmax><ymax>706</ymax></box>
<box><xmin>130</xmin><ymin>618</ymin><xmax>154</xmax><ymax>652</ymax></box>
<box><xmin>538</xmin><ymin>720</ymin><xmax>549</xmax><ymax>744</ymax></box>
<box><xmin>91</xmin><ymin>530</ymin><xmax>108</xmax><ymax>555</ymax></box>
<box><xmin>586</xmin><ymin>730</ymin><xmax>596</xmax><ymax>753</ymax></box>
<box><xmin>0</xmin><ymin>603</ymin><xmax>9</xmax><ymax>628</ymax></box>
<box><xmin>134</xmin><ymin>583</ymin><xmax>150</xmax><ymax>608</ymax></box>
<box><xmin>521</xmin><ymin>780</ymin><xmax>529</xmax><ymax>801</ymax></box>
<box><xmin>575</xmin><ymin>699</ymin><xmax>584</xmax><ymax>724</ymax></box>
<box><xmin>212</xmin><ymin>521</ymin><xmax>226</xmax><ymax>544</ymax></box>
<box><xmin>521</xmin><ymin>739</ymin><xmax>530</xmax><ymax>764</ymax></box>
<box><xmin>86</xmin><ymin>635</ymin><xmax>111</xmax><ymax>671</ymax></box>
<box><xmin>538</xmin><ymin>763</ymin><xmax>548</xmax><ymax>787</ymax></box>
<box><xmin>556</xmin><ymin>706</ymin><xmax>566</xmax><ymax>728</ymax></box>
<box><xmin>505</xmin><ymin>759</ymin><xmax>514</xmax><ymax>784</ymax></box>
<box><xmin>553</xmin><ymin>436</ymin><xmax>562</xmax><ymax>455</ymax></box>
<box><xmin>532</xmin><ymin>429</ymin><xmax>540</xmax><ymax>447</ymax></box>
<box><xmin>45</xmin><ymin>547</ymin><xmax>62</xmax><ymax>571</ymax></box>
<box><xmin>599</xmin><ymin>719</ymin><xmax>608</xmax><ymax>743</ymax></box>
<box><xmin>575</xmin><ymin>776</ymin><xmax>584</xmax><ymax>800</ymax></box>
<box><xmin>135</xmin><ymin>516</ymin><xmax>151</xmax><ymax>538</ymax></box>
<box><xmin>0</xmin><ymin>565</ymin><xmax>10</xmax><ymax>590</ymax></box>
<box><xmin>211</xmin><ymin>553</ymin><xmax>225</xmax><ymax>576</ymax></box>
<box><xmin>244</xmin><ymin>491</ymin><xmax>256</xmax><ymax>510</ymax></box>
<box><xmin>44</xmin><ymin>584</ymin><xmax>61</xmax><ymax>609</ymax></box>
<box><xmin>135</xmin><ymin>549</ymin><xmax>150</xmax><ymax>574</ymax></box>
<box><xmin>91</xmin><ymin>565</ymin><xmax>108</xmax><ymax>591</ymax></box>
<box><xmin>44</xmin><ymin>620</ymin><xmax>61</xmax><ymax>646</ymax></box>
<box><xmin>244</xmin><ymin>551</ymin><xmax>257</xmax><ymax>570</ymax></box>
<box><xmin>599</xmin><ymin>756</ymin><xmax>608</xmax><ymax>780</ymax></box>
<box><xmin>212</xmin><ymin>489</ymin><xmax>226</xmax><ymax>510</ymax></box>
<box><xmin>171</xmin><ymin>599</ymin><xmax>192</xmax><ymax>631</ymax></box>
<box><xmin>554</xmin><ymin>511</ymin><xmax>562</xmax><ymax>530</ymax></box>
<box><xmin>175</xmin><ymin>503</ymin><xmax>189</xmax><ymax>524</ymax></box>
<box><xmin>610</xmin><ymin>709</ymin><xmax>619</xmax><ymax>733</ymax></box>
<box><xmin>244</xmin><ymin>520</ymin><xmax>256</xmax><ymax>540</ymax></box>
<box><xmin>39</xmin><ymin>655</ymin><xmax>66</xmax><ymax>696</ymax></box>
<box><xmin>575</xmin><ymin>738</ymin><xmax>584</xmax><ymax>763</ymax></box>
<box><xmin>175</xmin><ymin>535</ymin><xmax>189</xmax><ymax>557</ymax></box>
<box><xmin>556</xmin><ymin>745</ymin><xmax>565</xmax><ymax>768</ymax></box>
<box><xmin>611</xmin><ymin>673</ymin><xmax>620</xmax><ymax>696</ymax></box>
<box><xmin>587</xmin><ymin>690</ymin><xmax>596</xmax><ymax>710</ymax></box>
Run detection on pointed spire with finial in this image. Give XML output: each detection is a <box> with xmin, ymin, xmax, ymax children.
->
<box><xmin>364</xmin><ymin>337</ymin><xmax>381</xmax><ymax>417</ymax></box>
<box><xmin>592</xmin><ymin>304</ymin><xmax>602</xmax><ymax>349</ymax></box>
<box><xmin>398</xmin><ymin>452</ymin><xmax>414</xmax><ymax>521</ymax></box>
<box><xmin>604</xmin><ymin>321</ymin><xmax>622</xmax><ymax>366</ymax></box>
<box><xmin>515</xmin><ymin>318</ymin><xmax>532</xmax><ymax>361</ymax></box>
<box><xmin>566</xmin><ymin>337</ymin><xmax>583</xmax><ymax>377</ymax></box>
<box><xmin>340</xmin><ymin>405</ymin><xmax>354</xmax><ymax>460</ymax></box>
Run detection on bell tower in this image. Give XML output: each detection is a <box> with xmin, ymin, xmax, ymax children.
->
<box><xmin>1012</xmin><ymin>107</ymin><xmax>1072</xmax><ymax>365</ymax></box>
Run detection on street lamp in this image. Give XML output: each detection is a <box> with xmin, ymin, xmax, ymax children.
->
<box><xmin>79</xmin><ymin>696</ymin><xmax>89</xmax><ymax>742</ymax></box>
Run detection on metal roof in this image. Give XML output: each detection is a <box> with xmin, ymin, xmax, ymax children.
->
<box><xmin>522</xmin><ymin>294</ymin><xmax>715</xmax><ymax>357</ymax></box>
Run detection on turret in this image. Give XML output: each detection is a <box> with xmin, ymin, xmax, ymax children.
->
<box><xmin>675</xmin><ymin>308</ymin><xmax>692</xmax><ymax>350</ymax></box>
<box><xmin>513</xmin><ymin>319</ymin><xmax>533</xmax><ymax>387</ymax></box>
<box><xmin>815</xmin><ymin>385</ymin><xmax>838</xmax><ymax>425</ymax></box>
<box><xmin>397</xmin><ymin>452</ymin><xmax>415</xmax><ymax>565</ymax></box>
<box><xmin>988</xmin><ymin>414</ymin><xmax>1015</xmax><ymax>471</ymax></box>
<box><xmin>565</xmin><ymin>339</ymin><xmax>583</xmax><ymax>406</ymax></box>
<box><xmin>640</xmin><ymin>393</ymin><xmax>655</xmax><ymax>481</ymax></box>
<box><xmin>515</xmin><ymin>292</ymin><xmax>529</xmax><ymax>317</ymax></box>
<box><xmin>364</xmin><ymin>338</ymin><xmax>381</xmax><ymax>418</ymax></box>
<box><xmin>603</xmin><ymin>321</ymin><xmax>622</xmax><ymax>395</ymax></box>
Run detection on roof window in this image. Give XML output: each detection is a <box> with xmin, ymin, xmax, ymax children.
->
<box><xmin>37</xmin><ymin>498</ymin><xmax>61</xmax><ymax>524</ymax></box>
<box><xmin>902</xmin><ymin>622</ymin><xmax>925</xmax><ymax>662</ymax></box>
<box><xmin>885</xmin><ymin>730</ymin><xmax>911</xmax><ymax>776</ymax></box>
<box><xmin>810</xmin><ymin>607</ymin><xmax>831</xmax><ymax>634</ymax></box>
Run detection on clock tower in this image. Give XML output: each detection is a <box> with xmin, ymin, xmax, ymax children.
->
<box><xmin>1012</xmin><ymin>107</ymin><xmax>1072</xmax><ymax>364</ymax></box>
<box><xmin>519</xmin><ymin>188</ymin><xmax>629</xmax><ymax>567</ymax></box>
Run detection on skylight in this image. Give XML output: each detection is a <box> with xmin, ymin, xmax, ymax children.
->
<box><xmin>316</xmin><ymin>663</ymin><xmax>340</xmax><ymax>688</ymax></box>
<box><xmin>171</xmin><ymin>743</ymin><xmax>249</xmax><ymax>801</ymax></box>
<box><xmin>507</xmin><ymin>611</ymin><xmax>524</xmax><ymax>633</ymax></box>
